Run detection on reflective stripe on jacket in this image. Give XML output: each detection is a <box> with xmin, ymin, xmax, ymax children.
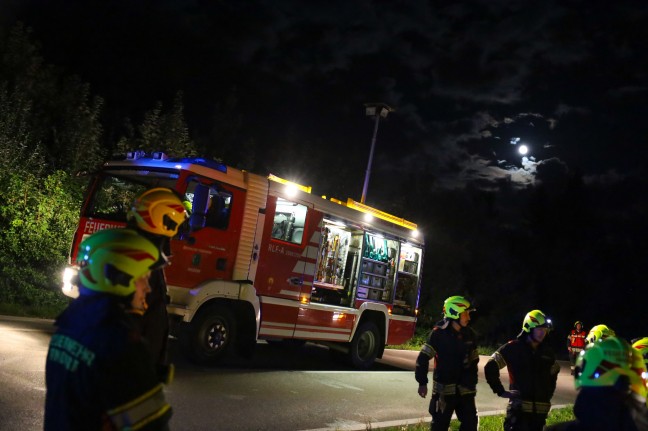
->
<box><xmin>45</xmin><ymin>294</ymin><xmax>172</xmax><ymax>430</ymax></box>
<box><xmin>415</xmin><ymin>319</ymin><xmax>479</xmax><ymax>391</ymax></box>
<box><xmin>484</xmin><ymin>336</ymin><xmax>559</xmax><ymax>410</ymax></box>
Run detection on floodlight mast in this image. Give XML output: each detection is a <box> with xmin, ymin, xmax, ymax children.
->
<box><xmin>361</xmin><ymin>102</ymin><xmax>394</xmax><ymax>204</ymax></box>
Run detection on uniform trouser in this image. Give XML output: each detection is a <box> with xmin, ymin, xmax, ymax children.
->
<box><xmin>141</xmin><ymin>300</ymin><xmax>170</xmax><ymax>367</ymax></box>
<box><xmin>428</xmin><ymin>393</ymin><xmax>477</xmax><ymax>431</ymax></box>
<box><xmin>569</xmin><ymin>348</ymin><xmax>582</xmax><ymax>370</ymax></box>
<box><xmin>503</xmin><ymin>404</ymin><xmax>548</xmax><ymax>431</ymax></box>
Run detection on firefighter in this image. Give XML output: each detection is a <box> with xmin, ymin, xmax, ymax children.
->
<box><xmin>546</xmin><ymin>337</ymin><xmax>648</xmax><ymax>431</ymax></box>
<box><xmin>127</xmin><ymin>187</ymin><xmax>188</xmax><ymax>375</ymax></box>
<box><xmin>567</xmin><ymin>321</ymin><xmax>587</xmax><ymax>375</ymax></box>
<box><xmin>415</xmin><ymin>295</ymin><xmax>479</xmax><ymax>431</ymax></box>
<box><xmin>44</xmin><ymin>228</ymin><xmax>172</xmax><ymax>430</ymax></box>
<box><xmin>585</xmin><ymin>323</ymin><xmax>616</xmax><ymax>346</ymax></box>
<box><xmin>484</xmin><ymin>309</ymin><xmax>560</xmax><ymax>431</ymax></box>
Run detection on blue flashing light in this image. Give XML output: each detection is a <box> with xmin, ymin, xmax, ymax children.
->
<box><xmin>126</xmin><ymin>150</ymin><xmax>146</xmax><ymax>160</ymax></box>
<box><xmin>167</xmin><ymin>157</ymin><xmax>227</xmax><ymax>173</ymax></box>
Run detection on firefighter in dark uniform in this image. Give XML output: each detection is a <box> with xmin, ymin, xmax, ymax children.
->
<box><xmin>127</xmin><ymin>187</ymin><xmax>187</xmax><ymax>375</ymax></box>
<box><xmin>546</xmin><ymin>337</ymin><xmax>648</xmax><ymax>431</ymax></box>
<box><xmin>484</xmin><ymin>309</ymin><xmax>560</xmax><ymax>431</ymax></box>
<box><xmin>45</xmin><ymin>228</ymin><xmax>172</xmax><ymax>430</ymax></box>
<box><xmin>415</xmin><ymin>295</ymin><xmax>479</xmax><ymax>431</ymax></box>
<box><xmin>567</xmin><ymin>321</ymin><xmax>586</xmax><ymax>375</ymax></box>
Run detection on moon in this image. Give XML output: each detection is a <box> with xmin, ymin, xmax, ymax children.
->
<box><xmin>518</xmin><ymin>145</ymin><xmax>529</xmax><ymax>155</ymax></box>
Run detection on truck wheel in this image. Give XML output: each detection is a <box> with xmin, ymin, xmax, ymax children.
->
<box><xmin>187</xmin><ymin>305</ymin><xmax>236</xmax><ymax>365</ymax></box>
<box><xmin>349</xmin><ymin>321</ymin><xmax>380</xmax><ymax>369</ymax></box>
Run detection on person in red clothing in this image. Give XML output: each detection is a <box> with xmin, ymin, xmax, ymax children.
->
<box><xmin>567</xmin><ymin>321</ymin><xmax>587</xmax><ymax>375</ymax></box>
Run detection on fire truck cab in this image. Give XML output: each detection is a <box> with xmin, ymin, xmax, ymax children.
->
<box><xmin>62</xmin><ymin>152</ymin><xmax>424</xmax><ymax>369</ymax></box>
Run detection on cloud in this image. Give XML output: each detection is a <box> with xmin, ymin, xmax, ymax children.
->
<box><xmin>583</xmin><ymin>169</ymin><xmax>625</xmax><ymax>186</ymax></box>
<box><xmin>535</xmin><ymin>157</ymin><xmax>569</xmax><ymax>187</ymax></box>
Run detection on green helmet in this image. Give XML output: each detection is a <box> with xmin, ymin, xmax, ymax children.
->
<box><xmin>522</xmin><ymin>310</ymin><xmax>553</xmax><ymax>332</ymax></box>
<box><xmin>585</xmin><ymin>324</ymin><xmax>616</xmax><ymax>345</ymax></box>
<box><xmin>575</xmin><ymin>337</ymin><xmax>648</xmax><ymax>398</ymax></box>
<box><xmin>632</xmin><ymin>337</ymin><xmax>648</xmax><ymax>369</ymax></box>
<box><xmin>77</xmin><ymin>228</ymin><xmax>160</xmax><ymax>296</ymax></box>
<box><xmin>442</xmin><ymin>295</ymin><xmax>474</xmax><ymax>319</ymax></box>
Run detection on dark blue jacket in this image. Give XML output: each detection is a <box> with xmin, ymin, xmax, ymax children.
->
<box><xmin>44</xmin><ymin>293</ymin><xmax>172</xmax><ymax>430</ymax></box>
<box><xmin>415</xmin><ymin>319</ymin><xmax>479</xmax><ymax>390</ymax></box>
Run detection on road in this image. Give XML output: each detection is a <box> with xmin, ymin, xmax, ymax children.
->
<box><xmin>0</xmin><ymin>315</ymin><xmax>576</xmax><ymax>430</ymax></box>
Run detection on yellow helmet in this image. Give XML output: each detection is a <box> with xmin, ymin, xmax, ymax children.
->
<box><xmin>442</xmin><ymin>296</ymin><xmax>475</xmax><ymax>319</ymax></box>
<box><xmin>575</xmin><ymin>337</ymin><xmax>648</xmax><ymax>399</ymax></box>
<box><xmin>632</xmin><ymin>337</ymin><xmax>648</xmax><ymax>369</ymax></box>
<box><xmin>77</xmin><ymin>228</ymin><xmax>160</xmax><ymax>296</ymax></box>
<box><xmin>127</xmin><ymin>188</ymin><xmax>188</xmax><ymax>237</ymax></box>
<box><xmin>522</xmin><ymin>310</ymin><xmax>552</xmax><ymax>333</ymax></box>
<box><xmin>586</xmin><ymin>324</ymin><xmax>616</xmax><ymax>346</ymax></box>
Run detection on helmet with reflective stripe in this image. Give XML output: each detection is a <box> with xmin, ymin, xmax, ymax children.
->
<box><xmin>522</xmin><ymin>310</ymin><xmax>553</xmax><ymax>333</ymax></box>
<box><xmin>128</xmin><ymin>188</ymin><xmax>188</xmax><ymax>237</ymax></box>
<box><xmin>442</xmin><ymin>296</ymin><xmax>474</xmax><ymax>320</ymax></box>
<box><xmin>632</xmin><ymin>337</ymin><xmax>648</xmax><ymax>369</ymax></box>
<box><xmin>585</xmin><ymin>324</ymin><xmax>616</xmax><ymax>345</ymax></box>
<box><xmin>575</xmin><ymin>337</ymin><xmax>648</xmax><ymax>398</ymax></box>
<box><xmin>574</xmin><ymin>321</ymin><xmax>583</xmax><ymax>328</ymax></box>
<box><xmin>77</xmin><ymin>228</ymin><xmax>160</xmax><ymax>296</ymax></box>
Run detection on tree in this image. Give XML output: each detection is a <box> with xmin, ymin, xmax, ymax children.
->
<box><xmin>117</xmin><ymin>91</ymin><xmax>197</xmax><ymax>157</ymax></box>
<box><xmin>1</xmin><ymin>23</ymin><xmax>105</xmax><ymax>173</ymax></box>
<box><xmin>0</xmin><ymin>23</ymin><xmax>102</xmax><ymax>311</ymax></box>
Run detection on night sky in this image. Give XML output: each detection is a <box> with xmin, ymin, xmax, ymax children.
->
<box><xmin>6</xmin><ymin>1</ymin><xmax>647</xmax><ymax>191</ymax></box>
<box><xmin>2</xmin><ymin>1</ymin><xmax>647</xmax><ymax>343</ymax></box>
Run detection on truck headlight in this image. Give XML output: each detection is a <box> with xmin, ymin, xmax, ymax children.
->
<box><xmin>62</xmin><ymin>267</ymin><xmax>79</xmax><ymax>298</ymax></box>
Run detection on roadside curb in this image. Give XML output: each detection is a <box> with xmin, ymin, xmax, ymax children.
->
<box><xmin>301</xmin><ymin>404</ymin><xmax>573</xmax><ymax>431</ymax></box>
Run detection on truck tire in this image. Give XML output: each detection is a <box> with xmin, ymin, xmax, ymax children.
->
<box><xmin>349</xmin><ymin>321</ymin><xmax>380</xmax><ymax>369</ymax></box>
<box><xmin>187</xmin><ymin>305</ymin><xmax>236</xmax><ymax>365</ymax></box>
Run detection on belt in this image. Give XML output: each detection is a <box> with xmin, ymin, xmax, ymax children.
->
<box><xmin>510</xmin><ymin>400</ymin><xmax>551</xmax><ymax>414</ymax></box>
<box><xmin>432</xmin><ymin>381</ymin><xmax>476</xmax><ymax>396</ymax></box>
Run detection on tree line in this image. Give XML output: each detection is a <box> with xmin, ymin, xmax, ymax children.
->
<box><xmin>0</xmin><ymin>25</ymin><xmax>199</xmax><ymax>312</ymax></box>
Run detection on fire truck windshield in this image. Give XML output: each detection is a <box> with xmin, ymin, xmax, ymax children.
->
<box><xmin>87</xmin><ymin>171</ymin><xmax>178</xmax><ymax>221</ymax></box>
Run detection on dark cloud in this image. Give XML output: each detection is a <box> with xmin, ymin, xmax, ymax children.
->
<box><xmin>6</xmin><ymin>0</ymin><xmax>648</xmax><ymax>193</ymax></box>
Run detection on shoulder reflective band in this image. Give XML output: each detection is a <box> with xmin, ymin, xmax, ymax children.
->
<box><xmin>491</xmin><ymin>351</ymin><xmax>507</xmax><ymax>369</ymax></box>
<box><xmin>420</xmin><ymin>343</ymin><xmax>436</xmax><ymax>358</ymax></box>
<box><xmin>107</xmin><ymin>383</ymin><xmax>171</xmax><ymax>430</ymax></box>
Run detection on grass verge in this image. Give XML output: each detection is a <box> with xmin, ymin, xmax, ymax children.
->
<box><xmin>387</xmin><ymin>327</ymin><xmax>498</xmax><ymax>357</ymax></box>
<box><xmin>0</xmin><ymin>302</ymin><xmax>66</xmax><ymax>319</ymax></box>
<box><xmin>377</xmin><ymin>406</ymin><xmax>574</xmax><ymax>430</ymax></box>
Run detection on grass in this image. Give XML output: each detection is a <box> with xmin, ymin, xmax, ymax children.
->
<box><xmin>375</xmin><ymin>406</ymin><xmax>574</xmax><ymax>430</ymax></box>
<box><xmin>388</xmin><ymin>327</ymin><xmax>429</xmax><ymax>350</ymax></box>
<box><xmin>0</xmin><ymin>302</ymin><xmax>66</xmax><ymax>319</ymax></box>
<box><xmin>387</xmin><ymin>327</ymin><xmax>499</xmax><ymax>357</ymax></box>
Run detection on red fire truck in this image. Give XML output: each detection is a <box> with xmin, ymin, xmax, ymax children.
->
<box><xmin>61</xmin><ymin>151</ymin><xmax>425</xmax><ymax>368</ymax></box>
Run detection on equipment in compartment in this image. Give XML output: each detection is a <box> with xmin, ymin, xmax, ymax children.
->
<box><xmin>313</xmin><ymin>222</ymin><xmax>362</xmax><ymax>305</ymax></box>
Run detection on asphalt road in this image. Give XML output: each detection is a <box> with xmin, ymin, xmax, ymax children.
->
<box><xmin>0</xmin><ymin>315</ymin><xmax>576</xmax><ymax>430</ymax></box>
